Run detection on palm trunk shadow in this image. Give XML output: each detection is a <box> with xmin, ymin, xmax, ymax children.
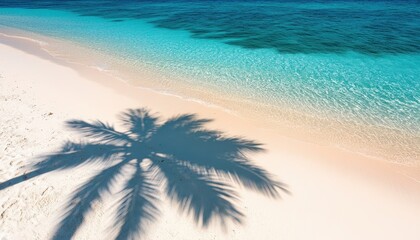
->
<box><xmin>0</xmin><ymin>169</ymin><xmax>44</xmax><ymax>190</ymax></box>
<box><xmin>1</xmin><ymin>108</ymin><xmax>289</xmax><ymax>239</ymax></box>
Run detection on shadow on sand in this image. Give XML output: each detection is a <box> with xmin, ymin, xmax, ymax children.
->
<box><xmin>0</xmin><ymin>108</ymin><xmax>287</xmax><ymax>239</ymax></box>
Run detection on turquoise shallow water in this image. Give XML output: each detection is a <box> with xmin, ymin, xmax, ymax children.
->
<box><xmin>0</xmin><ymin>1</ymin><xmax>419</xmax><ymax>163</ymax></box>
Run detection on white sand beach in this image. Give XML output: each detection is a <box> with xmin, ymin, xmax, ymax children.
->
<box><xmin>1</xmin><ymin>37</ymin><xmax>420</xmax><ymax>240</ymax></box>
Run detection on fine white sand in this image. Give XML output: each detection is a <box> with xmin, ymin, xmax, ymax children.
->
<box><xmin>1</xmin><ymin>39</ymin><xmax>420</xmax><ymax>240</ymax></box>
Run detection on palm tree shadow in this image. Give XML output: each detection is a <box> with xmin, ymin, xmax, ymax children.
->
<box><xmin>0</xmin><ymin>108</ymin><xmax>288</xmax><ymax>239</ymax></box>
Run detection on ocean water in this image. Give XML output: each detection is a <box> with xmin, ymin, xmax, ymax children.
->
<box><xmin>0</xmin><ymin>0</ymin><xmax>419</xmax><ymax>163</ymax></box>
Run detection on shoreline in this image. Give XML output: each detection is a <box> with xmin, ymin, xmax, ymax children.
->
<box><xmin>1</xmin><ymin>32</ymin><xmax>420</xmax><ymax>239</ymax></box>
<box><xmin>0</xmin><ymin>26</ymin><xmax>419</xmax><ymax>165</ymax></box>
<box><xmin>1</xmin><ymin>27</ymin><xmax>419</xmax><ymax>175</ymax></box>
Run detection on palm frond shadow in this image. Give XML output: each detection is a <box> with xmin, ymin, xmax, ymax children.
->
<box><xmin>0</xmin><ymin>108</ymin><xmax>288</xmax><ymax>239</ymax></box>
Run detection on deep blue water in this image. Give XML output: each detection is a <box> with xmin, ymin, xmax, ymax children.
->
<box><xmin>0</xmin><ymin>0</ymin><xmax>419</xmax><ymax>162</ymax></box>
<box><xmin>1</xmin><ymin>0</ymin><xmax>420</xmax><ymax>55</ymax></box>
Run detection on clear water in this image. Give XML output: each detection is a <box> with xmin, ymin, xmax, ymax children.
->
<box><xmin>0</xmin><ymin>1</ymin><xmax>419</xmax><ymax>163</ymax></box>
